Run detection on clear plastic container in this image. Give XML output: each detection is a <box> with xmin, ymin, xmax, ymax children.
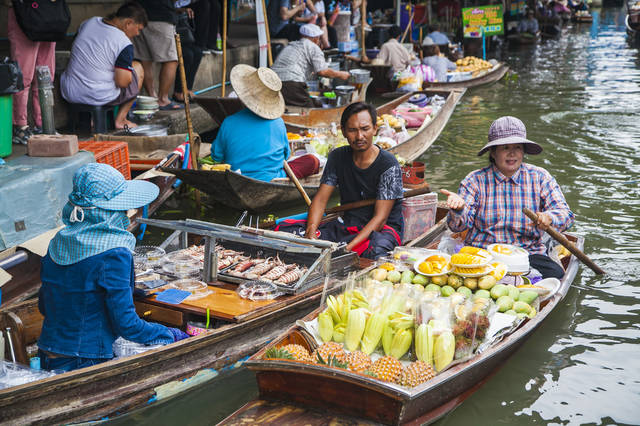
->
<box><xmin>134</xmin><ymin>246</ymin><xmax>166</xmax><ymax>268</ymax></box>
<box><xmin>112</xmin><ymin>337</ymin><xmax>165</xmax><ymax>358</ymax></box>
<box><xmin>402</xmin><ymin>193</ymin><xmax>438</xmax><ymax>243</ymax></box>
<box><xmin>0</xmin><ymin>360</ymin><xmax>57</xmax><ymax>389</ymax></box>
<box><xmin>237</xmin><ymin>281</ymin><xmax>283</xmax><ymax>301</ymax></box>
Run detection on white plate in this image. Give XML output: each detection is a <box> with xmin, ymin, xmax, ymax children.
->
<box><xmin>452</xmin><ymin>264</ymin><xmax>494</xmax><ymax>277</ymax></box>
<box><xmin>536</xmin><ymin>278</ymin><xmax>561</xmax><ymax>301</ymax></box>
<box><xmin>413</xmin><ymin>254</ymin><xmax>452</xmax><ymax>277</ymax></box>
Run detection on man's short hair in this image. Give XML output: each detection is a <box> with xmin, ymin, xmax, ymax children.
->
<box><xmin>424</xmin><ymin>44</ymin><xmax>440</xmax><ymax>57</ymax></box>
<box><xmin>388</xmin><ymin>25</ymin><xmax>401</xmax><ymax>39</ymax></box>
<box><xmin>341</xmin><ymin>102</ymin><xmax>377</xmax><ymax>130</ymax></box>
<box><xmin>108</xmin><ymin>1</ymin><xmax>148</xmax><ymax>26</ymax></box>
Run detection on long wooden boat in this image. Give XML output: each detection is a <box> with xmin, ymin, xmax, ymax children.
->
<box><xmin>222</xmin><ymin>230</ymin><xmax>583</xmax><ymax>425</ymax></box>
<box><xmin>572</xmin><ymin>13</ymin><xmax>593</xmax><ymax>23</ymax></box>
<box><xmin>166</xmin><ymin>88</ymin><xmax>465</xmax><ymax>212</ymax></box>
<box><xmin>0</xmin><ymin>219</ymin><xmax>363</xmax><ymax>424</ymax></box>
<box><xmin>195</xmin><ymin>79</ymin><xmax>371</xmax><ymax>130</ymax></box>
<box><xmin>507</xmin><ymin>31</ymin><xmax>541</xmax><ymax>45</ymax></box>
<box><xmin>423</xmin><ymin>63</ymin><xmax>509</xmax><ymax>90</ymax></box>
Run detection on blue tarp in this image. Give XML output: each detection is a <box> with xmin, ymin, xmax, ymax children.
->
<box><xmin>0</xmin><ymin>152</ymin><xmax>94</xmax><ymax>251</ymax></box>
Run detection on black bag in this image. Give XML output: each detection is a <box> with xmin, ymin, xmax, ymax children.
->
<box><xmin>0</xmin><ymin>58</ymin><xmax>24</xmax><ymax>95</ymax></box>
<box><xmin>11</xmin><ymin>0</ymin><xmax>71</xmax><ymax>42</ymax></box>
<box><xmin>176</xmin><ymin>13</ymin><xmax>196</xmax><ymax>45</ymax></box>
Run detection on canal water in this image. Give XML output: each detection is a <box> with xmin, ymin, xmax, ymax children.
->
<box><xmin>124</xmin><ymin>7</ymin><xmax>640</xmax><ymax>424</ymax></box>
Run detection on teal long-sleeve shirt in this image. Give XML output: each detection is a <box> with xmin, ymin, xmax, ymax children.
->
<box><xmin>212</xmin><ymin>108</ymin><xmax>290</xmax><ymax>182</ymax></box>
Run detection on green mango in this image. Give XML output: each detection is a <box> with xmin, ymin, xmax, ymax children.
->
<box><xmin>463</xmin><ymin>277</ymin><xmax>478</xmax><ymax>290</ymax></box>
<box><xmin>401</xmin><ymin>270</ymin><xmax>415</xmax><ymax>284</ymax></box>
<box><xmin>504</xmin><ymin>309</ymin><xmax>517</xmax><ymax>316</ymax></box>
<box><xmin>440</xmin><ymin>285</ymin><xmax>455</xmax><ymax>297</ymax></box>
<box><xmin>507</xmin><ymin>286</ymin><xmax>520</xmax><ymax>301</ymax></box>
<box><xmin>473</xmin><ymin>289</ymin><xmax>491</xmax><ymax>300</ymax></box>
<box><xmin>425</xmin><ymin>284</ymin><xmax>441</xmax><ymax>293</ymax></box>
<box><xmin>496</xmin><ymin>295</ymin><xmax>514</xmax><ymax>312</ymax></box>
<box><xmin>490</xmin><ymin>284</ymin><xmax>508</xmax><ymax>300</ymax></box>
<box><xmin>477</xmin><ymin>275</ymin><xmax>496</xmax><ymax>290</ymax></box>
<box><xmin>513</xmin><ymin>301</ymin><xmax>532</xmax><ymax>314</ymax></box>
<box><xmin>518</xmin><ymin>290</ymin><xmax>539</xmax><ymax>305</ymax></box>
<box><xmin>457</xmin><ymin>286</ymin><xmax>472</xmax><ymax>298</ymax></box>
<box><xmin>516</xmin><ymin>312</ymin><xmax>528</xmax><ymax>319</ymax></box>
<box><xmin>447</xmin><ymin>274</ymin><xmax>463</xmax><ymax>289</ymax></box>
<box><xmin>387</xmin><ymin>270</ymin><xmax>402</xmax><ymax>283</ymax></box>
<box><xmin>412</xmin><ymin>274</ymin><xmax>429</xmax><ymax>285</ymax></box>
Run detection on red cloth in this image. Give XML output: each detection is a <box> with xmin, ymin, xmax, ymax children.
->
<box><xmin>287</xmin><ymin>154</ymin><xmax>319</xmax><ymax>178</ymax></box>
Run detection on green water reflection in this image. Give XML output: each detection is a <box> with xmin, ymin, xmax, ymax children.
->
<box><xmin>133</xmin><ymin>8</ymin><xmax>640</xmax><ymax>424</ymax></box>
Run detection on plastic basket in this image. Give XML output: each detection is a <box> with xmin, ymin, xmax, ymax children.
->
<box><xmin>79</xmin><ymin>141</ymin><xmax>131</xmax><ymax>179</ymax></box>
<box><xmin>402</xmin><ymin>192</ymin><xmax>437</xmax><ymax>243</ymax></box>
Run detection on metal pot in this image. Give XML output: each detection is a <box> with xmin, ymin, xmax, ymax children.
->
<box><xmin>114</xmin><ymin>124</ymin><xmax>168</xmax><ymax>137</ymax></box>
<box><xmin>349</xmin><ymin>68</ymin><xmax>371</xmax><ymax>84</ymax></box>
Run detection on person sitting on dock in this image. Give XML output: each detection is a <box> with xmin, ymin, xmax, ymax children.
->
<box><xmin>271</xmin><ymin>24</ymin><xmax>350</xmax><ymax>107</ymax></box>
<box><xmin>517</xmin><ymin>8</ymin><xmax>540</xmax><ymax>35</ymax></box>
<box><xmin>60</xmin><ymin>2</ymin><xmax>148</xmax><ymax>129</ymax></box>
<box><xmin>277</xmin><ymin>102</ymin><xmax>404</xmax><ymax>259</ymax></box>
<box><xmin>212</xmin><ymin>64</ymin><xmax>320</xmax><ymax>181</ymax></box>
<box><xmin>37</xmin><ymin>164</ymin><xmax>188</xmax><ymax>372</ymax></box>
<box><xmin>421</xmin><ymin>38</ymin><xmax>457</xmax><ymax>82</ymax></box>
<box><xmin>440</xmin><ymin>116</ymin><xmax>574</xmax><ymax>279</ymax></box>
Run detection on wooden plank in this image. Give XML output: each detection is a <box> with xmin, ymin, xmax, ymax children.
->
<box><xmin>134</xmin><ymin>300</ymin><xmax>184</xmax><ymax>327</ymax></box>
<box><xmin>177</xmin><ymin>286</ymin><xmax>277</xmax><ymax>319</ymax></box>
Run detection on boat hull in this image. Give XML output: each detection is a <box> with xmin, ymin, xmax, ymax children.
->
<box><xmin>423</xmin><ymin>64</ymin><xmax>509</xmax><ymax>90</ymax></box>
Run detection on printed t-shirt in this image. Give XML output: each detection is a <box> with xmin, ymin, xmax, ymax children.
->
<box><xmin>320</xmin><ymin>145</ymin><xmax>404</xmax><ymax>234</ymax></box>
<box><xmin>211</xmin><ymin>108</ymin><xmax>290</xmax><ymax>182</ymax></box>
<box><xmin>61</xmin><ymin>17</ymin><xmax>133</xmax><ymax>106</ymax></box>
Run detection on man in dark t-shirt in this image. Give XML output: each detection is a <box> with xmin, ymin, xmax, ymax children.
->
<box><xmin>276</xmin><ymin>102</ymin><xmax>404</xmax><ymax>259</ymax></box>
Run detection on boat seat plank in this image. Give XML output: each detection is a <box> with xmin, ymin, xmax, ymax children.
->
<box><xmin>0</xmin><ymin>299</ymin><xmax>43</xmax><ymax>364</ymax></box>
<box><xmin>134</xmin><ymin>300</ymin><xmax>184</xmax><ymax>327</ymax></box>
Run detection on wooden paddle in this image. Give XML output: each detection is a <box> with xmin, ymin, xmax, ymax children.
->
<box><xmin>283</xmin><ymin>161</ymin><xmax>312</xmax><ymax>206</ymax></box>
<box><xmin>523</xmin><ymin>208</ymin><xmax>605</xmax><ymax>275</ymax></box>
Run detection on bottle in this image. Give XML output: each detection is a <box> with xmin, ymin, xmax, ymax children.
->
<box><xmin>216</xmin><ymin>33</ymin><xmax>222</xmax><ymax>51</ymax></box>
<box><xmin>367</xmin><ymin>11</ymin><xmax>373</xmax><ymax>25</ymax></box>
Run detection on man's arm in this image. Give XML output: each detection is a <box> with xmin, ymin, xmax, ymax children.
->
<box><xmin>317</xmin><ymin>68</ymin><xmax>351</xmax><ymax>80</ymax></box>
<box><xmin>305</xmin><ymin>183</ymin><xmax>334</xmax><ymax>238</ymax></box>
<box><xmin>345</xmin><ymin>199</ymin><xmax>395</xmax><ymax>251</ymax></box>
<box><xmin>114</xmin><ymin>45</ymin><xmax>134</xmax><ymax>88</ymax></box>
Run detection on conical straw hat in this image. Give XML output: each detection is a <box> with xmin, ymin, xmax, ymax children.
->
<box><xmin>230</xmin><ymin>64</ymin><xmax>285</xmax><ymax>120</ymax></box>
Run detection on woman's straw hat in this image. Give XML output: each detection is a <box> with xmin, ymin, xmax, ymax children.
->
<box><xmin>230</xmin><ymin>64</ymin><xmax>284</xmax><ymax>120</ymax></box>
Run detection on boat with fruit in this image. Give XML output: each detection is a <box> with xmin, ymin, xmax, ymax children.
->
<box><xmin>423</xmin><ymin>62</ymin><xmax>509</xmax><ymax>90</ymax></box>
<box><xmin>195</xmin><ymin>79</ymin><xmax>372</xmax><ymax>131</ymax></box>
<box><xmin>165</xmin><ymin>88</ymin><xmax>465</xmax><ymax>212</ymax></box>
<box><xmin>221</xmin><ymin>227</ymin><xmax>583</xmax><ymax>425</ymax></box>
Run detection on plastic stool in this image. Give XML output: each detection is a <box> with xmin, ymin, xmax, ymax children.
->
<box><xmin>67</xmin><ymin>103</ymin><xmax>115</xmax><ymax>134</ymax></box>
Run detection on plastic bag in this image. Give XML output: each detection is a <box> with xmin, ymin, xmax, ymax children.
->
<box><xmin>0</xmin><ymin>360</ymin><xmax>57</xmax><ymax>390</ymax></box>
<box><xmin>0</xmin><ymin>58</ymin><xmax>24</xmax><ymax>95</ymax></box>
<box><xmin>113</xmin><ymin>337</ymin><xmax>165</xmax><ymax>358</ymax></box>
<box><xmin>437</xmin><ymin>231</ymin><xmax>465</xmax><ymax>255</ymax></box>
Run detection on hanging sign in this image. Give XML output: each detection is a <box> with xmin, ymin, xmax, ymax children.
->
<box><xmin>462</xmin><ymin>5</ymin><xmax>504</xmax><ymax>38</ymax></box>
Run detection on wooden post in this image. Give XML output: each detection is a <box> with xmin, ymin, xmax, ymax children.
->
<box><xmin>222</xmin><ymin>0</ymin><xmax>228</xmax><ymax>97</ymax></box>
<box><xmin>283</xmin><ymin>161</ymin><xmax>312</xmax><ymax>206</ymax></box>
<box><xmin>174</xmin><ymin>34</ymin><xmax>199</xmax><ymax>169</ymax></box>
<box><xmin>261</xmin><ymin>0</ymin><xmax>273</xmax><ymax>66</ymax></box>
<box><xmin>361</xmin><ymin>0</ymin><xmax>368</xmax><ymax>61</ymax></box>
<box><xmin>419</xmin><ymin>26</ymin><xmax>424</xmax><ymax>60</ymax></box>
<box><xmin>400</xmin><ymin>12</ymin><xmax>414</xmax><ymax>43</ymax></box>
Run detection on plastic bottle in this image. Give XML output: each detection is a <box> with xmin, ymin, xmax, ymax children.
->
<box><xmin>0</xmin><ymin>331</ymin><xmax>4</xmax><ymax>361</ymax></box>
<box><xmin>216</xmin><ymin>33</ymin><xmax>222</xmax><ymax>50</ymax></box>
<box><xmin>367</xmin><ymin>12</ymin><xmax>373</xmax><ymax>25</ymax></box>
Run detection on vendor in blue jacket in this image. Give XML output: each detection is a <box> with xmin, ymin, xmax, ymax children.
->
<box><xmin>211</xmin><ymin>64</ymin><xmax>319</xmax><ymax>182</ymax></box>
<box><xmin>37</xmin><ymin>163</ymin><xmax>188</xmax><ymax>372</ymax></box>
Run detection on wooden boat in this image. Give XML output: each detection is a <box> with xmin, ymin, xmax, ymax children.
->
<box><xmin>222</xmin><ymin>228</ymin><xmax>583</xmax><ymax>425</ymax></box>
<box><xmin>572</xmin><ymin>13</ymin><xmax>594</xmax><ymax>23</ymax></box>
<box><xmin>0</xmin><ymin>220</ymin><xmax>362</xmax><ymax>424</ymax></box>
<box><xmin>507</xmin><ymin>31</ymin><xmax>541</xmax><ymax>45</ymax></box>
<box><xmin>195</xmin><ymin>79</ymin><xmax>371</xmax><ymax>130</ymax></box>
<box><xmin>423</xmin><ymin>63</ymin><xmax>509</xmax><ymax>90</ymax></box>
<box><xmin>626</xmin><ymin>0</ymin><xmax>640</xmax><ymax>38</ymax></box>
<box><xmin>166</xmin><ymin>88</ymin><xmax>465</xmax><ymax>212</ymax></box>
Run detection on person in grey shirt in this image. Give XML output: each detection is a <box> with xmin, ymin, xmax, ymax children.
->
<box><xmin>421</xmin><ymin>38</ymin><xmax>456</xmax><ymax>83</ymax></box>
<box><xmin>271</xmin><ymin>24</ymin><xmax>349</xmax><ymax>107</ymax></box>
<box><xmin>518</xmin><ymin>8</ymin><xmax>540</xmax><ymax>34</ymax></box>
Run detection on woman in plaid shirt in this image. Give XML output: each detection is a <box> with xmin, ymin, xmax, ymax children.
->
<box><xmin>440</xmin><ymin>116</ymin><xmax>574</xmax><ymax>279</ymax></box>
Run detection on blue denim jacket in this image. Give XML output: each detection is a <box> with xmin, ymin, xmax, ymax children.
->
<box><xmin>38</xmin><ymin>247</ymin><xmax>173</xmax><ymax>359</ymax></box>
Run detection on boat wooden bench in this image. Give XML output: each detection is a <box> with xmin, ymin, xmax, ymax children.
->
<box><xmin>0</xmin><ymin>299</ymin><xmax>43</xmax><ymax>365</ymax></box>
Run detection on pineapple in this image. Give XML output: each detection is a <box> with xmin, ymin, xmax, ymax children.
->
<box><xmin>312</xmin><ymin>342</ymin><xmax>347</xmax><ymax>365</ymax></box>
<box><xmin>281</xmin><ymin>344</ymin><xmax>312</xmax><ymax>362</ymax></box>
<box><xmin>368</xmin><ymin>355</ymin><xmax>402</xmax><ymax>383</ymax></box>
<box><xmin>263</xmin><ymin>347</ymin><xmax>294</xmax><ymax>360</ymax></box>
<box><xmin>398</xmin><ymin>361</ymin><xmax>436</xmax><ymax>387</ymax></box>
<box><xmin>345</xmin><ymin>351</ymin><xmax>372</xmax><ymax>373</ymax></box>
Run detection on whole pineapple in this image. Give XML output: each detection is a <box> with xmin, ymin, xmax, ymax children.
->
<box><xmin>312</xmin><ymin>342</ymin><xmax>347</xmax><ymax>365</ymax></box>
<box><xmin>345</xmin><ymin>351</ymin><xmax>372</xmax><ymax>373</ymax></box>
<box><xmin>368</xmin><ymin>355</ymin><xmax>403</xmax><ymax>383</ymax></box>
<box><xmin>281</xmin><ymin>344</ymin><xmax>312</xmax><ymax>362</ymax></box>
<box><xmin>398</xmin><ymin>361</ymin><xmax>436</xmax><ymax>387</ymax></box>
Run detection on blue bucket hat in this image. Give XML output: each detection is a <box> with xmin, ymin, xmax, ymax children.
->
<box><xmin>69</xmin><ymin>163</ymin><xmax>159</xmax><ymax>212</ymax></box>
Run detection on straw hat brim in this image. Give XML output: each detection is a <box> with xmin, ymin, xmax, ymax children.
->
<box><xmin>230</xmin><ymin>64</ymin><xmax>285</xmax><ymax>120</ymax></box>
<box><xmin>477</xmin><ymin>136</ymin><xmax>543</xmax><ymax>156</ymax></box>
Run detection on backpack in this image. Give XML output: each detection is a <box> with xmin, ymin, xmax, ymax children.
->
<box><xmin>12</xmin><ymin>0</ymin><xmax>71</xmax><ymax>42</ymax></box>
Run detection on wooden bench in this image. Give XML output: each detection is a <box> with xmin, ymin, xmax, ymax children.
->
<box><xmin>0</xmin><ymin>299</ymin><xmax>43</xmax><ymax>365</ymax></box>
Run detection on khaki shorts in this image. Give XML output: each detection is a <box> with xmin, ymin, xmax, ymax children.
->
<box><xmin>133</xmin><ymin>21</ymin><xmax>178</xmax><ymax>63</ymax></box>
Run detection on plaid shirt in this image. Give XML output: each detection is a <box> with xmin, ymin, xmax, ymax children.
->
<box><xmin>447</xmin><ymin>163</ymin><xmax>574</xmax><ymax>254</ymax></box>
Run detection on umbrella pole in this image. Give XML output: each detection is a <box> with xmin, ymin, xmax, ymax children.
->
<box><xmin>222</xmin><ymin>0</ymin><xmax>228</xmax><ymax>97</ymax></box>
<box><xmin>261</xmin><ymin>0</ymin><xmax>273</xmax><ymax>65</ymax></box>
<box><xmin>361</xmin><ymin>0</ymin><xmax>368</xmax><ymax>61</ymax></box>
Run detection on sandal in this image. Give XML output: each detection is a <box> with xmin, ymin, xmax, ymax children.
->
<box><xmin>159</xmin><ymin>100</ymin><xmax>185</xmax><ymax>111</ymax></box>
<box><xmin>12</xmin><ymin>125</ymin><xmax>32</xmax><ymax>145</ymax></box>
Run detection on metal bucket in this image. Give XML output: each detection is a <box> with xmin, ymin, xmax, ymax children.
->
<box><xmin>114</xmin><ymin>124</ymin><xmax>168</xmax><ymax>137</ymax></box>
<box><xmin>349</xmin><ymin>68</ymin><xmax>371</xmax><ymax>84</ymax></box>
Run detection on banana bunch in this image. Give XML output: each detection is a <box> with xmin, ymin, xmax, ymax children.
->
<box><xmin>451</xmin><ymin>253</ymin><xmax>485</xmax><ymax>266</ymax></box>
<box><xmin>382</xmin><ymin>312</ymin><xmax>414</xmax><ymax>359</ymax></box>
<box><xmin>321</xmin><ymin>290</ymin><xmax>370</xmax><ymax>344</ymax></box>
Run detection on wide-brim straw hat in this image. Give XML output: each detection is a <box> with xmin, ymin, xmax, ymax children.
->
<box><xmin>478</xmin><ymin>116</ymin><xmax>543</xmax><ymax>156</ymax></box>
<box><xmin>230</xmin><ymin>64</ymin><xmax>284</xmax><ymax>120</ymax></box>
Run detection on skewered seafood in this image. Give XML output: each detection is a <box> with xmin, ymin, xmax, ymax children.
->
<box><xmin>274</xmin><ymin>267</ymin><xmax>306</xmax><ymax>286</ymax></box>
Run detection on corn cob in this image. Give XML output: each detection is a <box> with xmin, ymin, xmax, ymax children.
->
<box><xmin>360</xmin><ymin>312</ymin><xmax>388</xmax><ymax>355</ymax></box>
<box><xmin>317</xmin><ymin>310</ymin><xmax>334</xmax><ymax>343</ymax></box>
<box><xmin>344</xmin><ymin>308</ymin><xmax>367</xmax><ymax>351</ymax></box>
<box><xmin>389</xmin><ymin>328</ymin><xmax>412</xmax><ymax>359</ymax></box>
<box><xmin>381</xmin><ymin>323</ymin><xmax>394</xmax><ymax>356</ymax></box>
<box><xmin>414</xmin><ymin>323</ymin><xmax>434</xmax><ymax>366</ymax></box>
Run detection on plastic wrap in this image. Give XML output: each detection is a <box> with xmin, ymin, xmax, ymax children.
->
<box><xmin>0</xmin><ymin>360</ymin><xmax>57</xmax><ymax>389</ymax></box>
<box><xmin>112</xmin><ymin>337</ymin><xmax>164</xmax><ymax>358</ymax></box>
<box><xmin>237</xmin><ymin>281</ymin><xmax>283</xmax><ymax>301</ymax></box>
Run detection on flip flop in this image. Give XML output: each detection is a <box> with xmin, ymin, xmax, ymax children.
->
<box><xmin>159</xmin><ymin>100</ymin><xmax>185</xmax><ymax>111</ymax></box>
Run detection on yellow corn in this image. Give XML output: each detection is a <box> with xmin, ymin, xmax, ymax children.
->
<box><xmin>344</xmin><ymin>308</ymin><xmax>367</xmax><ymax>351</ymax></box>
<box><xmin>318</xmin><ymin>310</ymin><xmax>334</xmax><ymax>343</ymax></box>
<box><xmin>360</xmin><ymin>312</ymin><xmax>388</xmax><ymax>355</ymax></box>
<box><xmin>390</xmin><ymin>328</ymin><xmax>413</xmax><ymax>359</ymax></box>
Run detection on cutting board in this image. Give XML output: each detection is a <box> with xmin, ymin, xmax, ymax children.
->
<box><xmin>176</xmin><ymin>286</ymin><xmax>278</xmax><ymax>321</ymax></box>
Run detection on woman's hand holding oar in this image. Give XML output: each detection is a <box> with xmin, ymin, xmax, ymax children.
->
<box><xmin>523</xmin><ymin>208</ymin><xmax>605</xmax><ymax>275</ymax></box>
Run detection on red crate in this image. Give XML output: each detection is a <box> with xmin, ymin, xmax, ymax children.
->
<box><xmin>79</xmin><ymin>141</ymin><xmax>131</xmax><ymax>179</ymax></box>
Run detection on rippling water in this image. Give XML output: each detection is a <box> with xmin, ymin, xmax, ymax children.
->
<box><xmin>129</xmin><ymin>8</ymin><xmax>640</xmax><ymax>424</ymax></box>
